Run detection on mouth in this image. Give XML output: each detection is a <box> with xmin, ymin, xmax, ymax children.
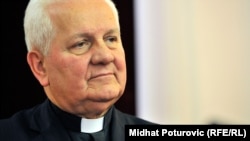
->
<box><xmin>90</xmin><ymin>73</ymin><xmax>114</xmax><ymax>80</ymax></box>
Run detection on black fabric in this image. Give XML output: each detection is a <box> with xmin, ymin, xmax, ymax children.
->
<box><xmin>50</xmin><ymin>101</ymin><xmax>113</xmax><ymax>141</ymax></box>
<box><xmin>69</xmin><ymin>131</ymin><xmax>105</xmax><ymax>141</ymax></box>
<box><xmin>90</xmin><ymin>131</ymin><xmax>105</xmax><ymax>141</ymax></box>
<box><xmin>70</xmin><ymin>132</ymin><xmax>92</xmax><ymax>141</ymax></box>
<box><xmin>50</xmin><ymin>102</ymin><xmax>81</xmax><ymax>132</ymax></box>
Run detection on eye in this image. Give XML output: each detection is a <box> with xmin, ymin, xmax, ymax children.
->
<box><xmin>105</xmin><ymin>36</ymin><xmax>118</xmax><ymax>48</ymax></box>
<box><xmin>68</xmin><ymin>40</ymin><xmax>92</xmax><ymax>55</ymax></box>
<box><xmin>106</xmin><ymin>36</ymin><xmax>117</xmax><ymax>43</ymax></box>
<box><xmin>75</xmin><ymin>41</ymin><xmax>91</xmax><ymax>48</ymax></box>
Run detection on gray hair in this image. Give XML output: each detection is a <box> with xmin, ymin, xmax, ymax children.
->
<box><xmin>24</xmin><ymin>0</ymin><xmax>119</xmax><ymax>55</ymax></box>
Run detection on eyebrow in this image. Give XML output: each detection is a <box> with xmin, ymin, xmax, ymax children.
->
<box><xmin>70</xmin><ymin>28</ymin><xmax>120</xmax><ymax>40</ymax></box>
<box><xmin>104</xmin><ymin>28</ymin><xmax>120</xmax><ymax>36</ymax></box>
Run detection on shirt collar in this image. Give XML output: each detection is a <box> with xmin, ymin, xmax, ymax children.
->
<box><xmin>49</xmin><ymin>101</ymin><xmax>113</xmax><ymax>133</ymax></box>
<box><xmin>80</xmin><ymin>116</ymin><xmax>104</xmax><ymax>133</ymax></box>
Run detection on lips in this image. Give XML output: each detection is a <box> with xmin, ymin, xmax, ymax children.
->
<box><xmin>90</xmin><ymin>72</ymin><xmax>114</xmax><ymax>80</ymax></box>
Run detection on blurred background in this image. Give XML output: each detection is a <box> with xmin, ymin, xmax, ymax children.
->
<box><xmin>1</xmin><ymin>0</ymin><xmax>249</xmax><ymax>124</ymax></box>
<box><xmin>134</xmin><ymin>0</ymin><xmax>250</xmax><ymax>124</ymax></box>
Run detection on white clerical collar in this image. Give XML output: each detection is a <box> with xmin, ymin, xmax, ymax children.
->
<box><xmin>80</xmin><ymin>117</ymin><xmax>104</xmax><ymax>133</ymax></box>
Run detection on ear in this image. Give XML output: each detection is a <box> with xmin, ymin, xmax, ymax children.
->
<box><xmin>27</xmin><ymin>51</ymin><xmax>49</xmax><ymax>87</ymax></box>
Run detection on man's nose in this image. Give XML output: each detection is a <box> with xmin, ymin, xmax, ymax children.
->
<box><xmin>90</xmin><ymin>41</ymin><xmax>115</xmax><ymax>65</ymax></box>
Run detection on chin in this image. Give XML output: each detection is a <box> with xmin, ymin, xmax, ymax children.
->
<box><xmin>89</xmin><ymin>87</ymin><xmax>122</xmax><ymax>102</ymax></box>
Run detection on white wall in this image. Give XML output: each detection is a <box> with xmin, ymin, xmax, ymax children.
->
<box><xmin>134</xmin><ymin>0</ymin><xmax>250</xmax><ymax>124</ymax></box>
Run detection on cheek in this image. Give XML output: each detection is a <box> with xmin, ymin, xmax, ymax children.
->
<box><xmin>48</xmin><ymin>54</ymin><xmax>89</xmax><ymax>79</ymax></box>
<box><xmin>114</xmin><ymin>51</ymin><xmax>127</xmax><ymax>82</ymax></box>
<box><xmin>117</xmin><ymin>57</ymin><xmax>126</xmax><ymax>72</ymax></box>
<box><xmin>64</xmin><ymin>58</ymin><xmax>89</xmax><ymax>78</ymax></box>
<box><xmin>114</xmin><ymin>49</ymin><xmax>126</xmax><ymax>70</ymax></box>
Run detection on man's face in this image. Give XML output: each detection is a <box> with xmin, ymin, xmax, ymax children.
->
<box><xmin>43</xmin><ymin>0</ymin><xmax>126</xmax><ymax>118</ymax></box>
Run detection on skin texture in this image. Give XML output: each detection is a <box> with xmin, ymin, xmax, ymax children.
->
<box><xmin>27</xmin><ymin>0</ymin><xmax>127</xmax><ymax>119</ymax></box>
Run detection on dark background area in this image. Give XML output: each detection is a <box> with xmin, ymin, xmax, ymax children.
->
<box><xmin>0</xmin><ymin>0</ymin><xmax>136</xmax><ymax>119</ymax></box>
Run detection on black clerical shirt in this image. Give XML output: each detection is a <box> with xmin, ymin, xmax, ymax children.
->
<box><xmin>50</xmin><ymin>102</ymin><xmax>113</xmax><ymax>141</ymax></box>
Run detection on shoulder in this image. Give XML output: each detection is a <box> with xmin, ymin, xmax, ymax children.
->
<box><xmin>0</xmin><ymin>105</ymin><xmax>39</xmax><ymax>128</ymax></box>
<box><xmin>0</xmin><ymin>101</ymin><xmax>47</xmax><ymax>140</ymax></box>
